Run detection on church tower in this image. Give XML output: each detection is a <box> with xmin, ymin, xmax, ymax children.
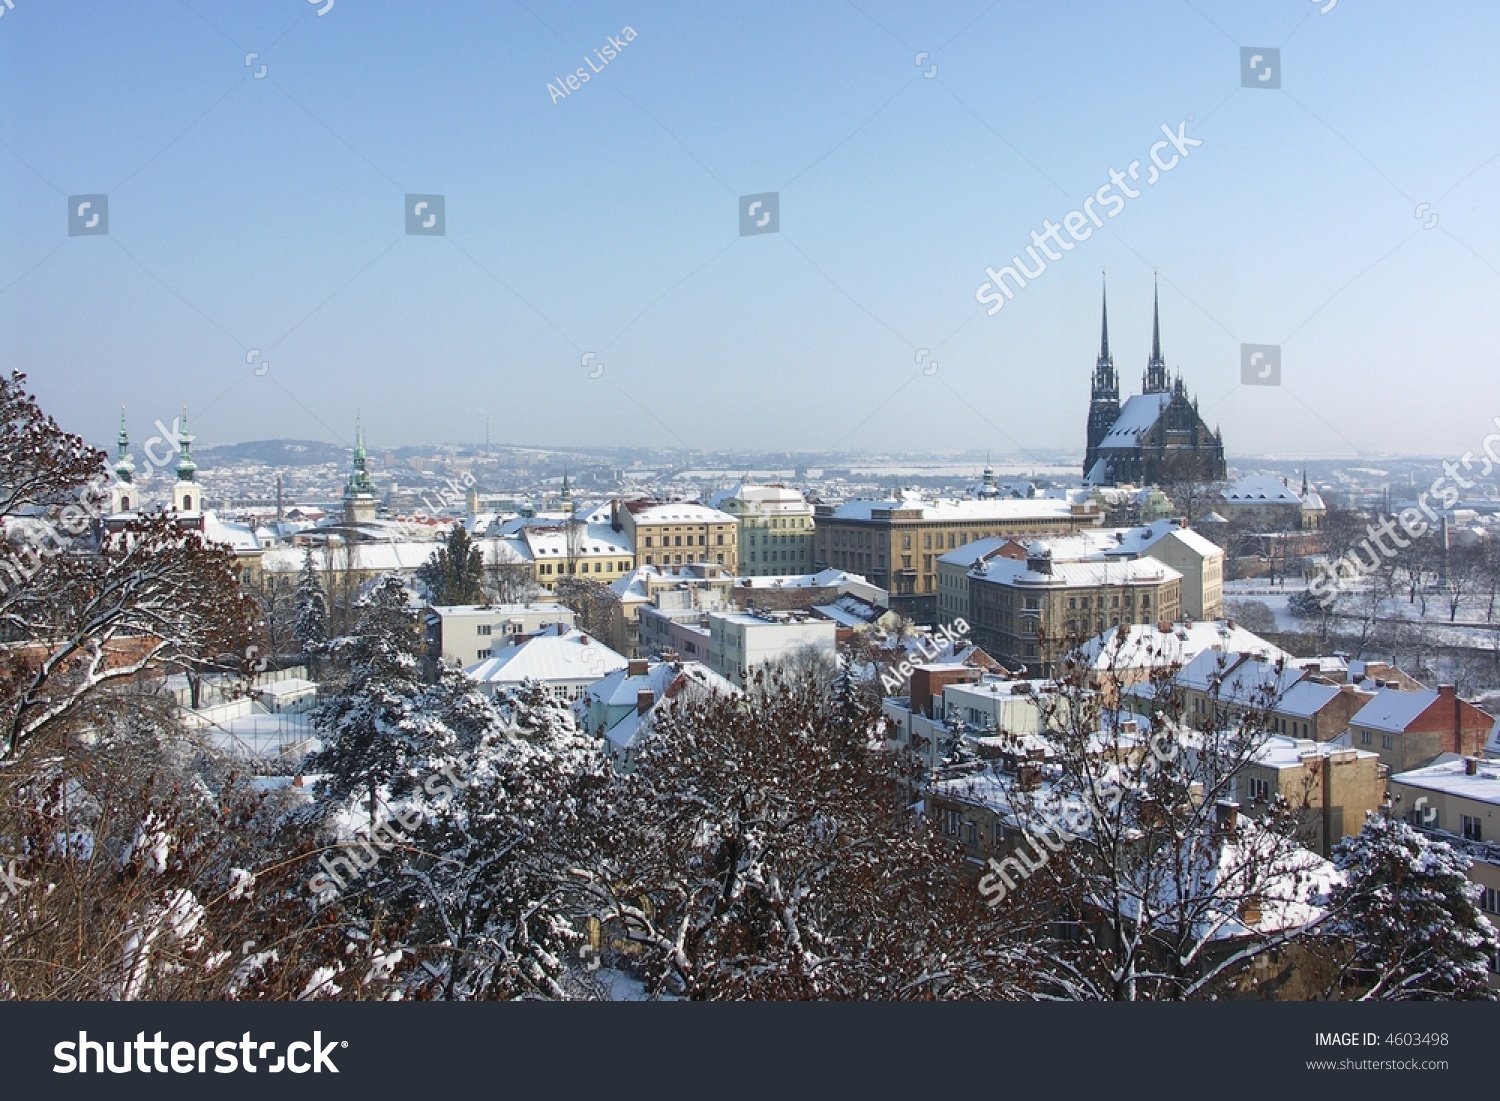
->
<box><xmin>1084</xmin><ymin>277</ymin><xmax>1120</xmax><ymax>477</ymax></box>
<box><xmin>170</xmin><ymin>405</ymin><xmax>202</xmax><ymax>520</ymax></box>
<box><xmin>111</xmin><ymin>407</ymin><xmax>136</xmax><ymax>514</ymax></box>
<box><xmin>342</xmin><ymin>416</ymin><xmax>378</xmax><ymax>525</ymax></box>
<box><xmin>1142</xmin><ymin>277</ymin><xmax>1169</xmax><ymax>394</ymax></box>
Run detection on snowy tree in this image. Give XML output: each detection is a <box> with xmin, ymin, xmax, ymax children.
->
<box><xmin>1323</xmin><ymin>815</ymin><xmax>1497</xmax><ymax>1000</ymax></box>
<box><xmin>418</xmin><ymin>523</ymin><xmax>486</xmax><ymax>606</ymax></box>
<box><xmin>293</xmin><ymin>548</ymin><xmax>328</xmax><ymax>655</ymax></box>
<box><xmin>319</xmin><ymin>673</ymin><xmax>611</xmax><ymax>1000</ymax></box>
<box><xmin>998</xmin><ymin>651</ymin><xmax>1340</xmax><ymax>1000</ymax></box>
<box><xmin>307</xmin><ymin>576</ymin><xmax>428</xmax><ymax>825</ymax></box>
<box><xmin>586</xmin><ymin>668</ymin><xmax>1042</xmax><ymax>999</ymax></box>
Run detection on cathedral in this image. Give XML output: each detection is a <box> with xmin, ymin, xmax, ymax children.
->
<box><xmin>1083</xmin><ymin>279</ymin><xmax>1226</xmax><ymax>487</ymax></box>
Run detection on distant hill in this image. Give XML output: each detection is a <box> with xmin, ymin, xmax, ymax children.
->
<box><xmin>196</xmin><ymin>439</ymin><xmax>348</xmax><ymax>467</ymax></box>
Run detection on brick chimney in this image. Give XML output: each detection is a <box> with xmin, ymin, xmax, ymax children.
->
<box><xmin>627</xmin><ymin>658</ymin><xmax>649</xmax><ymax>677</ymax></box>
<box><xmin>636</xmin><ymin>688</ymin><xmax>655</xmax><ymax>715</ymax></box>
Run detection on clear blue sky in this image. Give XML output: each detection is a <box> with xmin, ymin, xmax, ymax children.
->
<box><xmin>3</xmin><ymin>0</ymin><xmax>1497</xmax><ymax>460</ymax></box>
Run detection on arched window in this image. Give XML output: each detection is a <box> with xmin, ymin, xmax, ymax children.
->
<box><xmin>121</xmin><ymin>496</ymin><xmax>131</xmax><ymax>510</ymax></box>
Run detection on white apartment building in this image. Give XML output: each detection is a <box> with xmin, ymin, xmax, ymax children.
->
<box><xmin>426</xmin><ymin>603</ymin><xmax>575</xmax><ymax>666</ymax></box>
<box><xmin>706</xmin><ymin>609</ymin><xmax>837</xmax><ymax>687</ymax></box>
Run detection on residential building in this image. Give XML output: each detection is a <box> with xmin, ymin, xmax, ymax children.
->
<box><xmin>1347</xmin><ymin>684</ymin><xmax>1494</xmax><ymax>773</ymax></box>
<box><xmin>1103</xmin><ymin>519</ymin><xmax>1224</xmax><ymax>620</ymax></box>
<box><xmin>814</xmin><ymin>491</ymin><xmax>1101</xmax><ymax>623</ymax></box>
<box><xmin>464</xmin><ymin>625</ymin><xmax>628</xmax><ymax>701</ymax></box>
<box><xmin>938</xmin><ymin>521</ymin><xmax>1225</xmax><ymax>626</ymax></box>
<box><xmin>605</xmin><ymin>563</ymin><xmax>737</xmax><ymax>657</ymax></box>
<box><xmin>705</xmin><ymin>608</ymin><xmax>837</xmax><ymax>687</ymax></box>
<box><xmin>1182</xmin><ymin>732</ymin><xmax>1382</xmax><ymax>856</ymax></box>
<box><xmin>611</xmin><ymin>498</ymin><xmax>739</xmax><ymax>570</ymax></box>
<box><xmin>966</xmin><ymin>537</ymin><xmax>1183</xmax><ymax>675</ymax></box>
<box><xmin>1077</xmin><ymin>619</ymin><xmax>1291</xmax><ymax>704</ymax></box>
<box><xmin>708</xmin><ymin>483</ymin><xmax>816</xmax><ymax>576</ymax></box>
<box><xmin>576</xmin><ymin>656</ymin><xmax>737</xmax><ymax>769</ymax></box>
<box><xmin>425</xmin><ymin>603</ymin><xmax>575</xmax><ymax>667</ymax></box>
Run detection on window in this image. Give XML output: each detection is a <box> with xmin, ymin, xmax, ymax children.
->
<box><xmin>964</xmin><ymin>821</ymin><xmax>977</xmax><ymax>845</ymax></box>
<box><xmin>1481</xmin><ymin>887</ymin><xmax>1499</xmax><ymax>914</ymax></box>
<box><xmin>1247</xmin><ymin>777</ymin><xmax>1270</xmax><ymax>802</ymax></box>
<box><xmin>674</xmin><ymin>536</ymin><xmax>682</xmax><ymax>546</ymax></box>
<box><xmin>717</xmin><ymin>534</ymin><xmax>724</xmax><ymax>545</ymax></box>
<box><xmin>1360</xmin><ymin>731</ymin><xmax>1372</xmax><ymax>745</ymax></box>
<box><xmin>477</xmin><ymin>624</ymin><xmax>492</xmax><ymax>636</ymax></box>
<box><xmin>644</xmin><ymin>555</ymin><xmax>653</xmax><ymax>565</ymax></box>
<box><xmin>476</xmin><ymin>649</ymin><xmax>491</xmax><ymax>660</ymax></box>
<box><xmin>644</xmin><ymin>536</ymin><xmax>653</xmax><ymax>547</ymax></box>
<box><xmin>1382</xmin><ymin>734</ymin><xmax>1394</xmax><ymax>750</ymax></box>
<box><xmin>1464</xmin><ymin>815</ymin><xmax>1484</xmax><ymax>842</ymax></box>
<box><xmin>942</xmin><ymin>809</ymin><xmax>961</xmax><ymax>837</ymax></box>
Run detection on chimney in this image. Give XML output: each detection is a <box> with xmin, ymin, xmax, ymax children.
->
<box><xmin>1214</xmin><ymin>800</ymin><xmax>1240</xmax><ymax>837</ymax></box>
<box><xmin>627</xmin><ymin>658</ymin><xmax>649</xmax><ymax>677</ymax></box>
<box><xmin>1239</xmin><ymin>893</ymin><xmax>1263</xmax><ymax>926</ymax></box>
<box><xmin>1016</xmin><ymin>762</ymin><xmax>1041</xmax><ymax>790</ymax></box>
<box><xmin>610</xmin><ymin>499</ymin><xmax>621</xmax><ymax>532</ymax></box>
<box><xmin>1466</xmin><ymin>756</ymin><xmax>1480</xmax><ymax>776</ymax></box>
<box><xmin>636</xmin><ymin>688</ymin><xmax>655</xmax><ymax>715</ymax></box>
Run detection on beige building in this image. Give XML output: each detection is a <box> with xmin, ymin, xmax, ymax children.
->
<box><xmin>708</xmin><ymin>483</ymin><xmax>815</xmax><ymax>576</ymax></box>
<box><xmin>813</xmin><ymin>491</ymin><xmax>1102</xmax><ymax>623</ymax></box>
<box><xmin>1186</xmin><ymin>733</ymin><xmax>1382</xmax><ymax>856</ymax></box>
<box><xmin>611</xmin><ymin>499</ymin><xmax>739</xmax><ymax>571</ymax></box>
<box><xmin>966</xmin><ymin>538</ymin><xmax>1182</xmax><ymax>675</ymax></box>
<box><xmin>937</xmin><ymin>521</ymin><xmax>1225</xmax><ymax>627</ymax></box>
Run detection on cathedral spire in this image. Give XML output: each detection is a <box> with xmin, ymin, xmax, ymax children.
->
<box><xmin>1143</xmin><ymin>275</ymin><xmax>1169</xmax><ymax>393</ymax></box>
<box><xmin>1100</xmin><ymin>274</ymin><xmax>1111</xmax><ymax>363</ymax></box>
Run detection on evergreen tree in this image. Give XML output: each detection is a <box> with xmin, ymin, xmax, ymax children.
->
<box><xmin>307</xmin><ymin>577</ymin><xmax>428</xmax><ymax>825</ymax></box>
<box><xmin>355</xmin><ymin>673</ymin><xmax>611</xmax><ymax>999</ymax></box>
<box><xmin>418</xmin><ymin>524</ymin><xmax>486</xmax><ymax>606</ymax></box>
<box><xmin>292</xmin><ymin>549</ymin><xmax>328</xmax><ymax>654</ymax></box>
<box><xmin>1326</xmin><ymin>815</ymin><xmax>1497</xmax><ymax>1000</ymax></box>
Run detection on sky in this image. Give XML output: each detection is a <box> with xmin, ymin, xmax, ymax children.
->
<box><xmin>2</xmin><ymin>0</ymin><xmax>1498</xmax><ymax>462</ymax></box>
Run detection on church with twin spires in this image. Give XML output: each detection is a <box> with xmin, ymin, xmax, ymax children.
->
<box><xmin>1083</xmin><ymin>279</ymin><xmax>1226</xmax><ymax>487</ymax></box>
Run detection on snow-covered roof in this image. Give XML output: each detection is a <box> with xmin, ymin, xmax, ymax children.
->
<box><xmin>1271</xmin><ymin>678</ymin><xmax>1354</xmax><ymax>718</ymax></box>
<box><xmin>583</xmin><ymin>660</ymin><xmax>737</xmax><ymax>751</ymax></box>
<box><xmin>261</xmin><ymin>541</ymin><xmax>441</xmax><ymax>574</ymax></box>
<box><xmin>1350</xmin><ymin>686</ymin><xmax>1442</xmax><ymax>733</ymax></box>
<box><xmin>464</xmin><ymin>629</ymin><xmax>628</xmax><ymax>686</ymax></box>
<box><xmin>822</xmin><ymin>495</ymin><xmax>1077</xmax><ymax>523</ymax></box>
<box><xmin>1246</xmin><ymin>733</ymin><xmax>1379</xmax><ymax>770</ymax></box>
<box><xmin>1391</xmin><ymin>754</ymin><xmax>1500</xmax><ymax>804</ymax></box>
<box><xmin>624</xmin><ymin>500</ymin><xmax>736</xmax><ymax>524</ymax></box>
<box><xmin>1223</xmin><ymin>475</ymin><xmax>1302</xmax><ymax>506</ymax></box>
<box><xmin>707</xmin><ymin>484</ymin><xmax>811</xmax><ymax>512</ymax></box>
<box><xmin>1104</xmin><ymin>519</ymin><xmax>1222</xmax><ymax>559</ymax></box>
<box><xmin>201</xmin><ymin>512</ymin><xmax>262</xmax><ymax>551</ymax></box>
<box><xmin>519</xmin><ymin>522</ymin><xmax>632</xmax><ymax>558</ymax></box>
<box><xmin>428</xmin><ymin>602</ymin><xmax>565</xmax><ymax>618</ymax></box>
<box><xmin>1078</xmin><ymin>620</ymin><xmax>1292</xmax><ymax>672</ymax></box>
<box><xmin>972</xmin><ymin>554</ymin><xmax>1180</xmax><ymax>589</ymax></box>
<box><xmin>1095</xmin><ymin>393</ymin><xmax>1171</xmax><ymax>449</ymax></box>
